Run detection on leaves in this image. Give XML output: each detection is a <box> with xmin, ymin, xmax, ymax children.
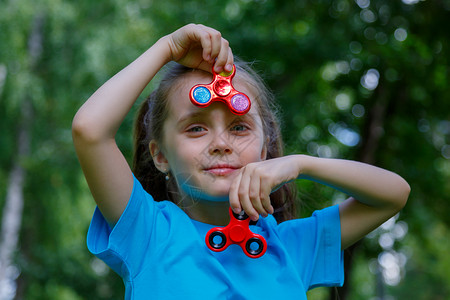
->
<box><xmin>1</xmin><ymin>0</ymin><xmax>449</xmax><ymax>299</ymax></box>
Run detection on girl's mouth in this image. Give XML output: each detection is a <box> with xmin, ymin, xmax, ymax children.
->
<box><xmin>204</xmin><ymin>164</ymin><xmax>240</xmax><ymax>176</ymax></box>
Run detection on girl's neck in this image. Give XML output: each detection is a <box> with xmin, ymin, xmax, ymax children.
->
<box><xmin>181</xmin><ymin>199</ymin><xmax>230</xmax><ymax>226</ymax></box>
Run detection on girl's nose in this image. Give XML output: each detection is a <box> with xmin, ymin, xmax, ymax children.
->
<box><xmin>208</xmin><ymin>132</ymin><xmax>233</xmax><ymax>155</ymax></box>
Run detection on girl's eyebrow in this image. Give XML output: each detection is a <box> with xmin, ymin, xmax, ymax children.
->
<box><xmin>176</xmin><ymin>109</ymin><xmax>259</xmax><ymax>125</ymax></box>
<box><xmin>176</xmin><ymin>110</ymin><xmax>207</xmax><ymax>124</ymax></box>
<box><xmin>232</xmin><ymin>112</ymin><xmax>258</xmax><ymax>123</ymax></box>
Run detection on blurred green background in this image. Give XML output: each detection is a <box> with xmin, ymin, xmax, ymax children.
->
<box><xmin>0</xmin><ymin>0</ymin><xmax>449</xmax><ymax>299</ymax></box>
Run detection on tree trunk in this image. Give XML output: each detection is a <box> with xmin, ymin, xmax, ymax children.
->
<box><xmin>0</xmin><ymin>14</ymin><xmax>44</xmax><ymax>300</ymax></box>
<box><xmin>0</xmin><ymin>101</ymin><xmax>32</xmax><ymax>298</ymax></box>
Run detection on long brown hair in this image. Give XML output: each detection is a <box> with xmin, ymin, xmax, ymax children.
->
<box><xmin>133</xmin><ymin>59</ymin><xmax>297</xmax><ymax>223</ymax></box>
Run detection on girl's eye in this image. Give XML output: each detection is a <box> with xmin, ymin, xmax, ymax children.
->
<box><xmin>187</xmin><ymin>126</ymin><xmax>206</xmax><ymax>133</ymax></box>
<box><xmin>230</xmin><ymin>124</ymin><xmax>248</xmax><ymax>132</ymax></box>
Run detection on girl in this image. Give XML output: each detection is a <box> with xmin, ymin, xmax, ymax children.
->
<box><xmin>72</xmin><ymin>24</ymin><xmax>410</xmax><ymax>299</ymax></box>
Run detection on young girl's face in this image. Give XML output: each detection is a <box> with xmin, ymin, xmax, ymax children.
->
<box><xmin>158</xmin><ymin>70</ymin><xmax>267</xmax><ymax>200</ymax></box>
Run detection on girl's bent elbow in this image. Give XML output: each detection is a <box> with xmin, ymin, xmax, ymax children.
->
<box><xmin>72</xmin><ymin>114</ymin><xmax>107</xmax><ymax>145</ymax></box>
<box><xmin>392</xmin><ymin>179</ymin><xmax>410</xmax><ymax>211</ymax></box>
<box><xmin>72</xmin><ymin>115</ymin><xmax>93</xmax><ymax>143</ymax></box>
<box><xmin>400</xmin><ymin>180</ymin><xmax>411</xmax><ymax>208</ymax></box>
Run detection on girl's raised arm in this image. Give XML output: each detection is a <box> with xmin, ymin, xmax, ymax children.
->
<box><xmin>296</xmin><ymin>156</ymin><xmax>410</xmax><ymax>249</ymax></box>
<box><xmin>72</xmin><ymin>24</ymin><xmax>234</xmax><ymax>226</ymax></box>
<box><xmin>229</xmin><ymin>155</ymin><xmax>410</xmax><ymax>249</ymax></box>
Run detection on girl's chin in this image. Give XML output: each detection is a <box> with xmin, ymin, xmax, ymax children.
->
<box><xmin>182</xmin><ymin>186</ymin><xmax>229</xmax><ymax>202</ymax></box>
<box><xmin>198</xmin><ymin>185</ymin><xmax>230</xmax><ymax>199</ymax></box>
<box><xmin>178</xmin><ymin>177</ymin><xmax>230</xmax><ymax>202</ymax></box>
<box><xmin>205</xmin><ymin>185</ymin><xmax>232</xmax><ymax>196</ymax></box>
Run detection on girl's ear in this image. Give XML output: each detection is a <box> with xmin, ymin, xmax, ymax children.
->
<box><xmin>261</xmin><ymin>136</ymin><xmax>269</xmax><ymax>161</ymax></box>
<box><xmin>149</xmin><ymin>140</ymin><xmax>169</xmax><ymax>172</ymax></box>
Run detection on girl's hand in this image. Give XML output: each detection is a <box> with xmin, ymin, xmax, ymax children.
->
<box><xmin>166</xmin><ymin>24</ymin><xmax>234</xmax><ymax>73</ymax></box>
<box><xmin>229</xmin><ymin>156</ymin><xmax>301</xmax><ymax>221</ymax></box>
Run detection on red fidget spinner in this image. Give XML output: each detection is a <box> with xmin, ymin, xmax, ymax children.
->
<box><xmin>205</xmin><ymin>208</ymin><xmax>267</xmax><ymax>259</ymax></box>
<box><xmin>189</xmin><ymin>65</ymin><xmax>251</xmax><ymax>115</ymax></box>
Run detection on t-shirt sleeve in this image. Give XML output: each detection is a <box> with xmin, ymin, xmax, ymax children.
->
<box><xmin>278</xmin><ymin>205</ymin><xmax>344</xmax><ymax>289</ymax></box>
<box><xmin>86</xmin><ymin>174</ymin><xmax>157</xmax><ymax>281</ymax></box>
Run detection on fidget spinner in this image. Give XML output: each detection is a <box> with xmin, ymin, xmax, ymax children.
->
<box><xmin>205</xmin><ymin>208</ymin><xmax>267</xmax><ymax>259</ymax></box>
<box><xmin>189</xmin><ymin>65</ymin><xmax>251</xmax><ymax>115</ymax></box>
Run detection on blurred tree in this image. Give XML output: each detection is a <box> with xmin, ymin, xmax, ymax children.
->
<box><xmin>0</xmin><ymin>0</ymin><xmax>449</xmax><ymax>299</ymax></box>
<box><xmin>0</xmin><ymin>11</ymin><xmax>43</xmax><ymax>299</ymax></box>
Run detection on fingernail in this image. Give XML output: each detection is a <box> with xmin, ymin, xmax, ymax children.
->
<box><xmin>225</xmin><ymin>64</ymin><xmax>232</xmax><ymax>72</ymax></box>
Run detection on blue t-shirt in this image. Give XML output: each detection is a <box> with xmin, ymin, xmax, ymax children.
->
<box><xmin>87</xmin><ymin>175</ymin><xmax>344</xmax><ymax>299</ymax></box>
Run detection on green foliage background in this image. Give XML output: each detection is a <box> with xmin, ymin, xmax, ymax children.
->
<box><xmin>0</xmin><ymin>0</ymin><xmax>449</xmax><ymax>299</ymax></box>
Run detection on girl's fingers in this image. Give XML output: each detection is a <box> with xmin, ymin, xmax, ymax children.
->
<box><xmin>213</xmin><ymin>38</ymin><xmax>232</xmax><ymax>73</ymax></box>
<box><xmin>260</xmin><ymin>178</ymin><xmax>275</xmax><ymax>215</ymax></box>
<box><xmin>171</xmin><ymin>24</ymin><xmax>233</xmax><ymax>73</ymax></box>
<box><xmin>193</xmin><ymin>25</ymin><xmax>231</xmax><ymax>72</ymax></box>
<box><xmin>249</xmin><ymin>173</ymin><xmax>267</xmax><ymax>218</ymax></box>
<box><xmin>229</xmin><ymin>172</ymin><xmax>243</xmax><ymax>214</ymax></box>
<box><xmin>195</xmin><ymin>26</ymin><xmax>217</xmax><ymax>63</ymax></box>
<box><xmin>230</xmin><ymin>165</ymin><xmax>277</xmax><ymax>221</ymax></box>
<box><xmin>229</xmin><ymin>157</ymin><xmax>300</xmax><ymax>221</ymax></box>
<box><xmin>169</xmin><ymin>24</ymin><xmax>231</xmax><ymax>72</ymax></box>
<box><xmin>237</xmin><ymin>168</ymin><xmax>259</xmax><ymax>221</ymax></box>
<box><xmin>207</xmin><ymin>29</ymin><xmax>223</xmax><ymax>64</ymax></box>
<box><xmin>225</xmin><ymin>48</ymin><xmax>234</xmax><ymax>73</ymax></box>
